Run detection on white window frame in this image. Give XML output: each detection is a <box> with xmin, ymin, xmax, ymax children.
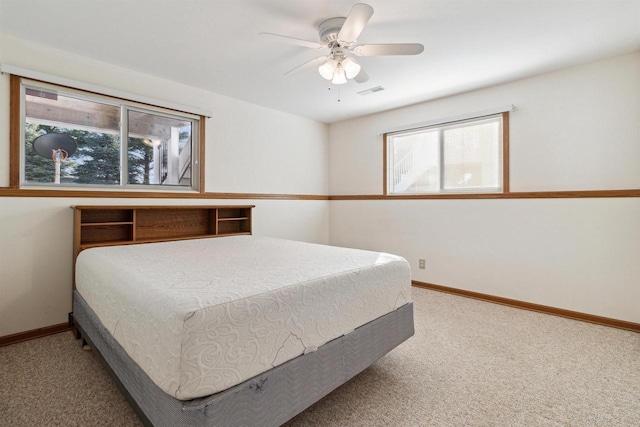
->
<box><xmin>18</xmin><ymin>78</ymin><xmax>201</xmax><ymax>192</ymax></box>
<box><xmin>385</xmin><ymin>112</ymin><xmax>509</xmax><ymax>196</ymax></box>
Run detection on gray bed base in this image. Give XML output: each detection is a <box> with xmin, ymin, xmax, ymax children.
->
<box><xmin>73</xmin><ymin>291</ymin><xmax>414</xmax><ymax>427</ymax></box>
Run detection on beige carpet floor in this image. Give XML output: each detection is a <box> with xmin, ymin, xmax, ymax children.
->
<box><xmin>1</xmin><ymin>287</ymin><xmax>638</xmax><ymax>426</ymax></box>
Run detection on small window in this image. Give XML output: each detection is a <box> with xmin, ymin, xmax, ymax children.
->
<box><xmin>386</xmin><ymin>113</ymin><xmax>507</xmax><ymax>195</ymax></box>
<box><xmin>20</xmin><ymin>79</ymin><xmax>200</xmax><ymax>191</ymax></box>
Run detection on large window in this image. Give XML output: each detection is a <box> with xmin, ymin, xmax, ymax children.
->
<box><xmin>19</xmin><ymin>79</ymin><xmax>200</xmax><ymax>190</ymax></box>
<box><xmin>386</xmin><ymin>113</ymin><xmax>507</xmax><ymax>195</ymax></box>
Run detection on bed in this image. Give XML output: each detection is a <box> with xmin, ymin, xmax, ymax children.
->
<box><xmin>71</xmin><ymin>205</ymin><xmax>414</xmax><ymax>426</ymax></box>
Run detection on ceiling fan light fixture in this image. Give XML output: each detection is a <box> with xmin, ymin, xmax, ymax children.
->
<box><xmin>342</xmin><ymin>56</ymin><xmax>361</xmax><ymax>79</ymax></box>
<box><xmin>331</xmin><ymin>63</ymin><xmax>347</xmax><ymax>84</ymax></box>
<box><xmin>265</xmin><ymin>3</ymin><xmax>425</xmax><ymax>88</ymax></box>
<box><xmin>318</xmin><ymin>59</ymin><xmax>337</xmax><ymax>80</ymax></box>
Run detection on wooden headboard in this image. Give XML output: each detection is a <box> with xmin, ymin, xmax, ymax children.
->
<box><xmin>71</xmin><ymin>204</ymin><xmax>254</xmax><ymax>268</ymax></box>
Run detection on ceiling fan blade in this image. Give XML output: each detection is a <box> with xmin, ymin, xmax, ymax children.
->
<box><xmin>337</xmin><ymin>3</ymin><xmax>374</xmax><ymax>45</ymax></box>
<box><xmin>354</xmin><ymin>68</ymin><xmax>369</xmax><ymax>83</ymax></box>
<box><xmin>354</xmin><ymin>43</ymin><xmax>425</xmax><ymax>56</ymax></box>
<box><xmin>259</xmin><ymin>32</ymin><xmax>324</xmax><ymax>50</ymax></box>
<box><xmin>283</xmin><ymin>56</ymin><xmax>327</xmax><ymax>76</ymax></box>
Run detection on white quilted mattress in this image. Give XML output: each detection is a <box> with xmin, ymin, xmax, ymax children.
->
<box><xmin>75</xmin><ymin>236</ymin><xmax>411</xmax><ymax>400</ymax></box>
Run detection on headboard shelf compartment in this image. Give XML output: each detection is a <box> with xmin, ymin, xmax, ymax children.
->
<box><xmin>72</xmin><ymin>205</ymin><xmax>254</xmax><ymax>261</ymax></box>
<box><xmin>81</xmin><ymin>208</ymin><xmax>134</xmax><ymax>224</ymax></box>
<box><xmin>81</xmin><ymin>224</ymin><xmax>134</xmax><ymax>244</ymax></box>
<box><xmin>218</xmin><ymin>207</ymin><xmax>250</xmax><ymax>219</ymax></box>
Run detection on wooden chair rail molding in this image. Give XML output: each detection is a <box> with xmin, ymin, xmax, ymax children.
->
<box><xmin>330</xmin><ymin>189</ymin><xmax>640</xmax><ymax>200</ymax></box>
<box><xmin>412</xmin><ymin>281</ymin><xmax>640</xmax><ymax>333</ymax></box>
<box><xmin>0</xmin><ymin>188</ymin><xmax>638</xmax><ymax>200</ymax></box>
<box><xmin>0</xmin><ymin>188</ymin><xmax>329</xmax><ymax>200</ymax></box>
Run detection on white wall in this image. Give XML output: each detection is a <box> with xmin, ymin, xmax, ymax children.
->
<box><xmin>329</xmin><ymin>53</ymin><xmax>640</xmax><ymax>323</ymax></box>
<box><xmin>0</xmin><ymin>34</ymin><xmax>330</xmax><ymax>336</ymax></box>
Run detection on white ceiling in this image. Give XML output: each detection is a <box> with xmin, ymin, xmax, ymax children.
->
<box><xmin>1</xmin><ymin>0</ymin><xmax>639</xmax><ymax>123</ymax></box>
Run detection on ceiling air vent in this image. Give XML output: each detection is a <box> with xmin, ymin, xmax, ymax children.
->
<box><xmin>357</xmin><ymin>86</ymin><xmax>384</xmax><ymax>96</ymax></box>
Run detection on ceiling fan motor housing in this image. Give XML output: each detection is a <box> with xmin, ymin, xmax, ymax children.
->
<box><xmin>319</xmin><ymin>17</ymin><xmax>346</xmax><ymax>46</ymax></box>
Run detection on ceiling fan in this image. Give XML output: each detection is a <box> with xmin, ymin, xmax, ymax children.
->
<box><xmin>260</xmin><ymin>3</ymin><xmax>424</xmax><ymax>85</ymax></box>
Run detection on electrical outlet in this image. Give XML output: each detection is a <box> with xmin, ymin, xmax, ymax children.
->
<box><xmin>419</xmin><ymin>259</ymin><xmax>425</xmax><ymax>269</ymax></box>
